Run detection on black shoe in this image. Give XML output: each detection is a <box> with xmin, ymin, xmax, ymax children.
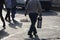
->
<box><xmin>3</xmin><ymin>27</ymin><xmax>6</xmax><ymax>29</ymax></box>
<box><xmin>3</xmin><ymin>24</ymin><xmax>6</xmax><ymax>29</ymax></box>
<box><xmin>12</xmin><ymin>19</ymin><xmax>16</xmax><ymax>23</ymax></box>
<box><xmin>29</xmin><ymin>35</ymin><xmax>33</xmax><ymax>38</ymax></box>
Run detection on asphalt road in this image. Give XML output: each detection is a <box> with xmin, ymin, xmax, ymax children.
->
<box><xmin>0</xmin><ymin>9</ymin><xmax>60</xmax><ymax>40</ymax></box>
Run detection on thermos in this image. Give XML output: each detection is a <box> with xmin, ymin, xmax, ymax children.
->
<box><xmin>37</xmin><ymin>17</ymin><xmax>42</xmax><ymax>28</ymax></box>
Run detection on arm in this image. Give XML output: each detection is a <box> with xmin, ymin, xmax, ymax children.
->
<box><xmin>37</xmin><ymin>0</ymin><xmax>42</xmax><ymax>19</ymax></box>
<box><xmin>25</xmin><ymin>1</ymin><xmax>29</xmax><ymax>16</ymax></box>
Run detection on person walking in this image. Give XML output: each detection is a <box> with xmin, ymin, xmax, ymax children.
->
<box><xmin>25</xmin><ymin>0</ymin><xmax>42</xmax><ymax>38</ymax></box>
<box><xmin>0</xmin><ymin>0</ymin><xmax>6</xmax><ymax>29</ymax></box>
<box><xmin>5</xmin><ymin>0</ymin><xmax>16</xmax><ymax>22</ymax></box>
<box><xmin>11</xmin><ymin>0</ymin><xmax>16</xmax><ymax>21</ymax></box>
<box><xmin>5</xmin><ymin>0</ymin><xmax>12</xmax><ymax>22</ymax></box>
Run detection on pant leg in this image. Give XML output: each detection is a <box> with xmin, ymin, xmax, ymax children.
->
<box><xmin>0</xmin><ymin>8</ymin><xmax>5</xmax><ymax>28</ymax></box>
<box><xmin>11</xmin><ymin>7</ymin><xmax>16</xmax><ymax>20</ymax></box>
<box><xmin>5</xmin><ymin>8</ymin><xmax>10</xmax><ymax>21</ymax></box>
<box><xmin>28</xmin><ymin>13</ymin><xmax>38</xmax><ymax>35</ymax></box>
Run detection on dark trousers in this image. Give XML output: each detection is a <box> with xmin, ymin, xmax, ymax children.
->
<box><xmin>0</xmin><ymin>8</ymin><xmax>5</xmax><ymax>28</ymax></box>
<box><xmin>11</xmin><ymin>7</ymin><xmax>16</xmax><ymax>20</ymax></box>
<box><xmin>5</xmin><ymin>8</ymin><xmax>10</xmax><ymax>21</ymax></box>
<box><xmin>5</xmin><ymin>7</ymin><xmax>16</xmax><ymax>21</ymax></box>
<box><xmin>28</xmin><ymin>13</ymin><xmax>38</xmax><ymax>35</ymax></box>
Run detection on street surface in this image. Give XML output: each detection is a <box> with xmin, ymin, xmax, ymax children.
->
<box><xmin>0</xmin><ymin>9</ymin><xmax>60</xmax><ymax>40</ymax></box>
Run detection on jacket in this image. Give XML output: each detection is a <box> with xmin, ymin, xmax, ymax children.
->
<box><xmin>0</xmin><ymin>0</ymin><xmax>4</xmax><ymax>8</ymax></box>
<box><xmin>5</xmin><ymin>0</ymin><xmax>16</xmax><ymax>8</ymax></box>
<box><xmin>5</xmin><ymin>0</ymin><xmax>12</xmax><ymax>8</ymax></box>
<box><xmin>25</xmin><ymin>0</ymin><xmax>42</xmax><ymax>16</ymax></box>
<box><xmin>11</xmin><ymin>0</ymin><xmax>16</xmax><ymax>8</ymax></box>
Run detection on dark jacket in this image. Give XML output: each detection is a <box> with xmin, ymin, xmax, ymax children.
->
<box><xmin>5</xmin><ymin>0</ymin><xmax>16</xmax><ymax>8</ymax></box>
<box><xmin>11</xmin><ymin>0</ymin><xmax>16</xmax><ymax>8</ymax></box>
<box><xmin>0</xmin><ymin>0</ymin><xmax>4</xmax><ymax>8</ymax></box>
<box><xmin>5</xmin><ymin>0</ymin><xmax>12</xmax><ymax>8</ymax></box>
<box><xmin>25</xmin><ymin>0</ymin><xmax>42</xmax><ymax>16</ymax></box>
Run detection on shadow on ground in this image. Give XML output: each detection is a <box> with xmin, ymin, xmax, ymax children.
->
<box><xmin>8</xmin><ymin>20</ymin><xmax>23</xmax><ymax>29</ymax></box>
<box><xmin>41</xmin><ymin>37</ymin><xmax>60</xmax><ymax>40</ymax></box>
<box><xmin>25</xmin><ymin>34</ymin><xmax>60</xmax><ymax>40</ymax></box>
<box><xmin>25</xmin><ymin>35</ymin><xmax>40</xmax><ymax>40</ymax></box>
<box><xmin>0</xmin><ymin>29</ymin><xmax>9</xmax><ymax>39</ymax></box>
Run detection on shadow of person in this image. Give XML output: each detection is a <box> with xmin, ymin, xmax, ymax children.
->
<box><xmin>0</xmin><ymin>29</ymin><xmax>9</xmax><ymax>39</ymax></box>
<box><xmin>41</xmin><ymin>39</ymin><xmax>47</xmax><ymax>40</ymax></box>
<box><xmin>34</xmin><ymin>35</ymin><xmax>40</xmax><ymax>40</ymax></box>
<box><xmin>41</xmin><ymin>37</ymin><xmax>60</xmax><ymax>40</ymax></box>
<box><xmin>8</xmin><ymin>20</ymin><xmax>22</xmax><ymax>29</ymax></box>
<box><xmin>25</xmin><ymin>35</ymin><xmax>40</xmax><ymax>40</ymax></box>
<box><xmin>20</xmin><ymin>19</ymin><xmax>30</xmax><ymax>22</ymax></box>
<box><xmin>25</xmin><ymin>38</ymin><xmax>34</xmax><ymax>40</ymax></box>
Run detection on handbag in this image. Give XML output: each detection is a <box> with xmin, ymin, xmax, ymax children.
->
<box><xmin>37</xmin><ymin>17</ymin><xmax>42</xmax><ymax>28</ymax></box>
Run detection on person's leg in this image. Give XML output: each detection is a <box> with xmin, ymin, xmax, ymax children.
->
<box><xmin>11</xmin><ymin>7</ymin><xmax>16</xmax><ymax>21</ymax></box>
<box><xmin>28</xmin><ymin>13</ymin><xmax>38</xmax><ymax>38</ymax></box>
<box><xmin>8</xmin><ymin>9</ymin><xmax>11</xmax><ymax>22</ymax></box>
<box><xmin>31</xmin><ymin>13</ymin><xmax>38</xmax><ymax>35</ymax></box>
<box><xmin>5</xmin><ymin>8</ymin><xmax>10</xmax><ymax>22</ymax></box>
<box><xmin>0</xmin><ymin>8</ymin><xmax>6</xmax><ymax>29</ymax></box>
<box><xmin>28</xmin><ymin>13</ymin><xmax>34</xmax><ymax>38</ymax></box>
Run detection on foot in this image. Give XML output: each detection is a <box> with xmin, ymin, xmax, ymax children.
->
<box><xmin>12</xmin><ymin>19</ymin><xmax>17</xmax><ymax>23</ymax></box>
<box><xmin>12</xmin><ymin>18</ymin><xmax>15</xmax><ymax>21</ymax></box>
<box><xmin>28</xmin><ymin>33</ymin><xmax>33</xmax><ymax>38</ymax></box>
<box><xmin>3</xmin><ymin>24</ymin><xmax>6</xmax><ymax>29</ymax></box>
<box><xmin>29</xmin><ymin>35</ymin><xmax>33</xmax><ymax>38</ymax></box>
<box><xmin>5</xmin><ymin>18</ymin><xmax>11</xmax><ymax>23</ymax></box>
<box><xmin>3</xmin><ymin>27</ymin><xmax>6</xmax><ymax>29</ymax></box>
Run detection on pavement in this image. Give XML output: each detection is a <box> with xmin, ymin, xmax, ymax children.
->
<box><xmin>0</xmin><ymin>9</ymin><xmax>60</xmax><ymax>40</ymax></box>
